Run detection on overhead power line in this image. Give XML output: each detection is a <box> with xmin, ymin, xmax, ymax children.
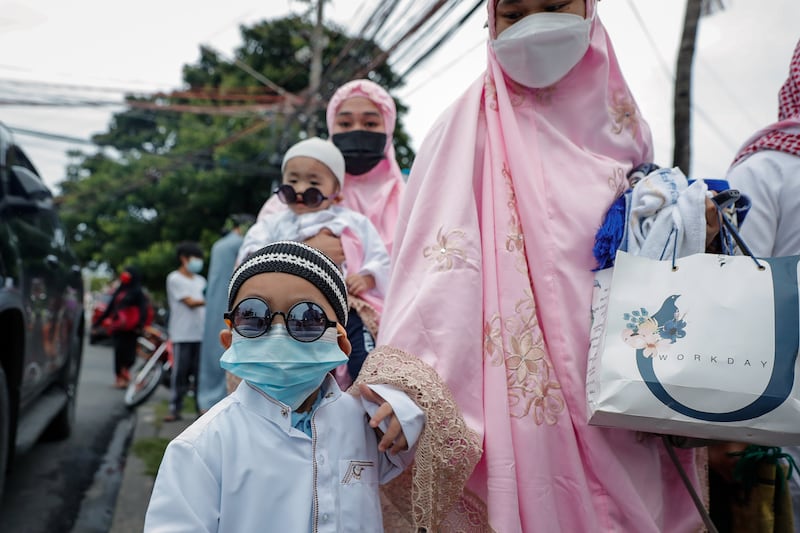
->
<box><xmin>262</xmin><ymin>0</ymin><xmax>482</xmax><ymax>161</ymax></box>
<box><xmin>316</xmin><ymin>0</ymin><xmax>476</xmax><ymax>90</ymax></box>
<box><xmin>0</xmin><ymin>76</ymin><xmax>151</xmax><ymax>95</ymax></box>
<box><xmin>8</xmin><ymin>126</ymin><xmax>97</xmax><ymax>145</ymax></box>
<box><xmin>152</xmin><ymin>88</ymin><xmax>286</xmax><ymax>103</ymax></box>
<box><xmin>0</xmin><ymin>98</ymin><xmax>125</xmax><ymax>108</ymax></box>
<box><xmin>202</xmin><ymin>45</ymin><xmax>299</xmax><ymax>103</ymax></box>
<box><xmin>398</xmin><ymin>37</ymin><xmax>485</xmax><ymax>97</ymax></box>
<box><xmin>355</xmin><ymin>0</ymin><xmax>452</xmax><ymax>79</ymax></box>
<box><xmin>0</xmin><ymin>63</ymin><xmax>173</xmax><ymax>92</ymax></box>
<box><xmin>388</xmin><ymin>2</ymin><xmax>460</xmax><ymax>70</ymax></box>
<box><xmin>396</xmin><ymin>0</ymin><xmax>484</xmax><ymax>79</ymax></box>
<box><xmin>320</xmin><ymin>0</ymin><xmax>402</xmax><ymax>79</ymax></box>
<box><xmin>126</xmin><ymin>100</ymin><xmax>281</xmax><ymax>117</ymax></box>
<box><xmin>6</xmin><ymin>0</ymin><xmax>483</xmax><ymax>176</ymax></box>
<box><xmin>696</xmin><ymin>56</ymin><xmax>762</xmax><ymax>131</ymax></box>
<box><xmin>623</xmin><ymin>0</ymin><xmax>740</xmax><ymax>153</ymax></box>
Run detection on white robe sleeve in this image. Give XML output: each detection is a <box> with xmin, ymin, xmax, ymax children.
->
<box><xmin>360</xmin><ymin>384</ymin><xmax>424</xmax><ymax>480</ymax></box>
<box><xmin>144</xmin><ymin>439</ymin><xmax>220</xmax><ymax>533</ymax></box>
<box><xmin>256</xmin><ymin>193</ymin><xmax>286</xmax><ymax>222</ymax></box>
<box><xmin>726</xmin><ymin>154</ymin><xmax>782</xmax><ymax>257</ymax></box>
<box><xmin>352</xmin><ymin>216</ymin><xmax>391</xmax><ymax>297</ymax></box>
<box><xmin>236</xmin><ymin>217</ymin><xmax>281</xmax><ymax>267</ymax></box>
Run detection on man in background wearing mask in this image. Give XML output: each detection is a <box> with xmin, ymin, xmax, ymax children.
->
<box><xmin>165</xmin><ymin>241</ymin><xmax>207</xmax><ymax>422</ymax></box>
<box><xmin>197</xmin><ymin>215</ymin><xmax>254</xmax><ymax>414</ymax></box>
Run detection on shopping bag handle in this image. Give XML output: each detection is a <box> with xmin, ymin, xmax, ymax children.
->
<box><xmin>712</xmin><ymin>190</ymin><xmax>765</xmax><ymax>269</ymax></box>
<box><xmin>668</xmin><ymin>191</ymin><xmax>764</xmax><ymax>271</ymax></box>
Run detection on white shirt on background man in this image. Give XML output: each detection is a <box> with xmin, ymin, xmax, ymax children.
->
<box><xmin>166</xmin><ymin>270</ymin><xmax>207</xmax><ymax>343</ymax></box>
<box><xmin>727</xmin><ymin>138</ymin><xmax>800</xmax><ymax>257</ymax></box>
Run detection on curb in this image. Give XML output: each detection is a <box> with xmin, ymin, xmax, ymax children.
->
<box><xmin>107</xmin><ymin>387</ymin><xmax>193</xmax><ymax>533</ymax></box>
<box><xmin>70</xmin><ymin>411</ymin><xmax>137</xmax><ymax>533</ymax></box>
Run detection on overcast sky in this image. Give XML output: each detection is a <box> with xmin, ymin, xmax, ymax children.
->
<box><xmin>0</xmin><ymin>0</ymin><xmax>797</xmax><ymax>192</ymax></box>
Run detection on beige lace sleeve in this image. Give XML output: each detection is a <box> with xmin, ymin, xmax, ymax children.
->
<box><xmin>348</xmin><ymin>295</ymin><xmax>380</xmax><ymax>338</ymax></box>
<box><xmin>351</xmin><ymin>345</ymin><xmax>482</xmax><ymax>531</ymax></box>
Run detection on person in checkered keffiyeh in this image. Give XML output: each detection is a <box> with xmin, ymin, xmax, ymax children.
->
<box><xmin>727</xmin><ymin>37</ymin><xmax>800</xmax><ymax>258</ymax></box>
<box><xmin>724</xmin><ymin>37</ymin><xmax>800</xmax><ymax>530</ymax></box>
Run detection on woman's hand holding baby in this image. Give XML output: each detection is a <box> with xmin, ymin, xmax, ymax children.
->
<box><xmin>304</xmin><ymin>229</ymin><xmax>346</xmax><ymax>265</ymax></box>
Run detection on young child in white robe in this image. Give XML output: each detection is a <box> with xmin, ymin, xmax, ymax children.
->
<box><xmin>237</xmin><ymin>137</ymin><xmax>390</xmax><ymax>386</ymax></box>
<box><xmin>144</xmin><ymin>241</ymin><xmax>423</xmax><ymax>532</ymax></box>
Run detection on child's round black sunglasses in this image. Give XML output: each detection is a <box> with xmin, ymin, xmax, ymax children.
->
<box><xmin>274</xmin><ymin>184</ymin><xmax>330</xmax><ymax>208</ymax></box>
<box><xmin>224</xmin><ymin>297</ymin><xmax>337</xmax><ymax>343</ymax></box>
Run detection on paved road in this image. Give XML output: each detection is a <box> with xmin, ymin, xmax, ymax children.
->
<box><xmin>0</xmin><ymin>338</ymin><xmax>132</xmax><ymax>532</ymax></box>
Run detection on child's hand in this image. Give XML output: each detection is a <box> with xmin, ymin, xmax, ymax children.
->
<box><xmin>358</xmin><ymin>383</ymin><xmax>408</xmax><ymax>455</ymax></box>
<box><xmin>345</xmin><ymin>273</ymin><xmax>375</xmax><ymax>296</ymax></box>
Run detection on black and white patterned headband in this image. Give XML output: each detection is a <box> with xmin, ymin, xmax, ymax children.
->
<box><xmin>228</xmin><ymin>241</ymin><xmax>348</xmax><ymax>326</ymax></box>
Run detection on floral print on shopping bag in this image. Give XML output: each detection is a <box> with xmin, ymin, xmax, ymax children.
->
<box><xmin>621</xmin><ymin>295</ymin><xmax>687</xmax><ymax>358</ymax></box>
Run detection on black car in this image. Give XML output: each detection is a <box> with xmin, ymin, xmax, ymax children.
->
<box><xmin>0</xmin><ymin>122</ymin><xmax>85</xmax><ymax>500</ymax></box>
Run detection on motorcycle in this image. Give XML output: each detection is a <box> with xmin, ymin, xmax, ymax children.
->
<box><xmin>124</xmin><ymin>325</ymin><xmax>173</xmax><ymax>408</ymax></box>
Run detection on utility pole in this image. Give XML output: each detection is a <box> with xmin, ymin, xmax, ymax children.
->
<box><xmin>307</xmin><ymin>0</ymin><xmax>325</xmax><ymax>136</ymax></box>
<box><xmin>672</xmin><ymin>0</ymin><xmax>702</xmax><ymax>175</ymax></box>
<box><xmin>672</xmin><ymin>0</ymin><xmax>725</xmax><ymax>175</ymax></box>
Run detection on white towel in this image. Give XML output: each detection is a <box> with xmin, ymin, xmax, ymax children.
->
<box><xmin>625</xmin><ymin>167</ymin><xmax>708</xmax><ymax>260</ymax></box>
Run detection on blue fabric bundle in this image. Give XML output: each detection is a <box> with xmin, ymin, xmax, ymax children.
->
<box><xmin>592</xmin><ymin>194</ymin><xmax>628</xmax><ymax>271</ymax></box>
<box><xmin>591</xmin><ymin>166</ymin><xmax>752</xmax><ymax>270</ymax></box>
<box><xmin>592</xmin><ymin>163</ymin><xmax>659</xmax><ymax>271</ymax></box>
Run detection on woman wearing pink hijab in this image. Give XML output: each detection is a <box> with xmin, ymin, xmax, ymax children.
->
<box><xmin>327</xmin><ymin>79</ymin><xmax>406</xmax><ymax>255</ymax></box>
<box><xmin>256</xmin><ymin>79</ymin><xmax>405</xmax><ymax>256</ymax></box>
<box><xmin>354</xmin><ymin>1</ymin><xmax>705</xmax><ymax>531</ymax></box>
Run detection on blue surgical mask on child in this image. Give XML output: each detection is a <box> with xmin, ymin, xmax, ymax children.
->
<box><xmin>220</xmin><ymin>324</ymin><xmax>347</xmax><ymax>410</ymax></box>
<box><xmin>187</xmin><ymin>257</ymin><xmax>204</xmax><ymax>274</ymax></box>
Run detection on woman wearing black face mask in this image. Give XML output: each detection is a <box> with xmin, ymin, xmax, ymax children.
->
<box><xmin>256</xmin><ymin>79</ymin><xmax>406</xmax><ymax>258</ymax></box>
<box><xmin>331</xmin><ymin>128</ymin><xmax>386</xmax><ymax>176</ymax></box>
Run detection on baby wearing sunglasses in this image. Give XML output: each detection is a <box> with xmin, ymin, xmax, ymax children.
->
<box><xmin>144</xmin><ymin>241</ymin><xmax>424</xmax><ymax>532</ymax></box>
<box><xmin>237</xmin><ymin>137</ymin><xmax>390</xmax><ymax>388</ymax></box>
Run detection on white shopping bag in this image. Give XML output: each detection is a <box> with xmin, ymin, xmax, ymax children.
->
<box><xmin>586</xmin><ymin>250</ymin><xmax>800</xmax><ymax>445</ymax></box>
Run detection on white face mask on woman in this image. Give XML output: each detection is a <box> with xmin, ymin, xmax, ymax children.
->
<box><xmin>491</xmin><ymin>11</ymin><xmax>594</xmax><ymax>89</ymax></box>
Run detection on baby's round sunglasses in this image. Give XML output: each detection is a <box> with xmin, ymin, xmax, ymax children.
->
<box><xmin>274</xmin><ymin>184</ymin><xmax>331</xmax><ymax>208</ymax></box>
<box><xmin>224</xmin><ymin>297</ymin><xmax>337</xmax><ymax>343</ymax></box>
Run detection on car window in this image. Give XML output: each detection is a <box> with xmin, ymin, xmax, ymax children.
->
<box><xmin>7</xmin><ymin>209</ymin><xmax>58</xmax><ymax>258</ymax></box>
<box><xmin>7</xmin><ymin>165</ymin><xmax>52</xmax><ymax>201</ymax></box>
<box><xmin>5</xmin><ymin>143</ymin><xmax>49</xmax><ymax>203</ymax></box>
<box><xmin>7</xmin><ymin>145</ymin><xmax>40</xmax><ymax>176</ymax></box>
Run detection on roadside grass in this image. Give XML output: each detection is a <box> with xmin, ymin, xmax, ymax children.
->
<box><xmin>131</xmin><ymin>396</ymin><xmax>197</xmax><ymax>477</ymax></box>
<box><xmin>131</xmin><ymin>437</ymin><xmax>171</xmax><ymax>477</ymax></box>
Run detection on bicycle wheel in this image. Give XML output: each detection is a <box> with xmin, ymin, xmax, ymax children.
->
<box><xmin>125</xmin><ymin>343</ymin><xmax>167</xmax><ymax>408</ymax></box>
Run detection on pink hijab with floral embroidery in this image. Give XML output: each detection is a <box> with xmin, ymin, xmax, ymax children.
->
<box><xmin>256</xmin><ymin>79</ymin><xmax>405</xmax><ymax>255</ymax></box>
<box><xmin>376</xmin><ymin>1</ymin><xmax>702</xmax><ymax>530</ymax></box>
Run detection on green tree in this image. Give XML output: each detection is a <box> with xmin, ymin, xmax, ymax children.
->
<box><xmin>58</xmin><ymin>15</ymin><xmax>414</xmax><ymax>298</ymax></box>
